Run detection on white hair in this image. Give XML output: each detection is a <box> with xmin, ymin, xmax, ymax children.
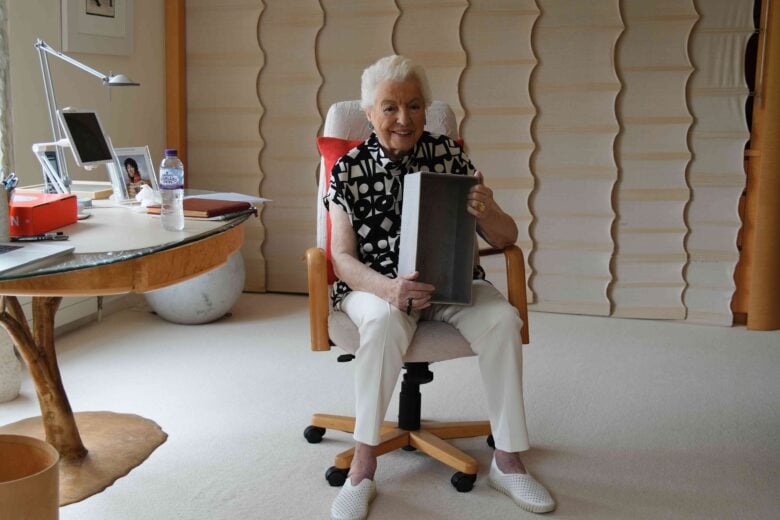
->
<box><xmin>360</xmin><ymin>55</ymin><xmax>432</xmax><ymax>110</ymax></box>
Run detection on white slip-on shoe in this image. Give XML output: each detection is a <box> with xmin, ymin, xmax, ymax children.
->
<box><xmin>488</xmin><ymin>458</ymin><xmax>556</xmax><ymax>513</ymax></box>
<box><xmin>331</xmin><ymin>478</ymin><xmax>377</xmax><ymax>520</ymax></box>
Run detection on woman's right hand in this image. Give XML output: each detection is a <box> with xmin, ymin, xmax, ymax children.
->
<box><xmin>388</xmin><ymin>272</ymin><xmax>435</xmax><ymax>313</ymax></box>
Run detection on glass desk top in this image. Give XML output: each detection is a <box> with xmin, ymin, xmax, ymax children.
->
<box><xmin>0</xmin><ymin>200</ymin><xmax>253</xmax><ymax>282</ymax></box>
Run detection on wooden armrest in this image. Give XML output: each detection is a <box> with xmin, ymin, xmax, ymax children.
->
<box><xmin>308</xmin><ymin>245</ymin><xmax>528</xmax><ymax>347</ymax></box>
<box><xmin>478</xmin><ymin>247</ymin><xmax>504</xmax><ymax>257</ymax></box>
<box><xmin>305</xmin><ymin>247</ymin><xmax>331</xmax><ymax>351</ymax></box>
<box><xmin>479</xmin><ymin>245</ymin><xmax>530</xmax><ymax>345</ymax></box>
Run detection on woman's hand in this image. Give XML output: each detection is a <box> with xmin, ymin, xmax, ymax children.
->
<box><xmin>467</xmin><ymin>170</ymin><xmax>495</xmax><ymax>220</ymax></box>
<box><xmin>330</xmin><ymin>204</ymin><xmax>435</xmax><ymax>310</ymax></box>
<box><xmin>467</xmin><ymin>170</ymin><xmax>519</xmax><ymax>249</ymax></box>
<box><xmin>387</xmin><ymin>272</ymin><xmax>435</xmax><ymax>313</ymax></box>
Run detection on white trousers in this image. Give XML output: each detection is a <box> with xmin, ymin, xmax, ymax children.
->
<box><xmin>340</xmin><ymin>280</ymin><xmax>530</xmax><ymax>453</ymax></box>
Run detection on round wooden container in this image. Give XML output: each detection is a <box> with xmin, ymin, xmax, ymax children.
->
<box><xmin>0</xmin><ymin>434</ymin><xmax>60</xmax><ymax>519</ymax></box>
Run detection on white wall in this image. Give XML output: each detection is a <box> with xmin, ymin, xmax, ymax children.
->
<box><xmin>7</xmin><ymin>0</ymin><xmax>165</xmax><ymax>186</ymax></box>
<box><xmin>4</xmin><ymin>0</ymin><xmax>166</xmax><ymax>330</ymax></box>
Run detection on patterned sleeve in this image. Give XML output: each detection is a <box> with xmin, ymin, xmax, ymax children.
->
<box><xmin>441</xmin><ymin>134</ymin><xmax>477</xmax><ymax>177</ymax></box>
<box><xmin>456</xmin><ymin>146</ymin><xmax>478</xmax><ymax>177</ymax></box>
<box><xmin>323</xmin><ymin>158</ymin><xmax>351</xmax><ymax>218</ymax></box>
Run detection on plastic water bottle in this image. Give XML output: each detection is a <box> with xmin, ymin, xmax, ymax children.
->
<box><xmin>159</xmin><ymin>149</ymin><xmax>184</xmax><ymax>231</ymax></box>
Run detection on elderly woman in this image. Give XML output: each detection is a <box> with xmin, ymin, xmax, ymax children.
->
<box><xmin>325</xmin><ymin>55</ymin><xmax>555</xmax><ymax>520</ymax></box>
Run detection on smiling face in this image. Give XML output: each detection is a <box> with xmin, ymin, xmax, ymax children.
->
<box><xmin>365</xmin><ymin>79</ymin><xmax>426</xmax><ymax>161</ymax></box>
<box><xmin>124</xmin><ymin>162</ymin><xmax>142</xmax><ymax>183</ymax></box>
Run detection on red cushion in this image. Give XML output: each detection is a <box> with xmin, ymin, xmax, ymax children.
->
<box><xmin>317</xmin><ymin>137</ymin><xmax>363</xmax><ymax>284</ymax></box>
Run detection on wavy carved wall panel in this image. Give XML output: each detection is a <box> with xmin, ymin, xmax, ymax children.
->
<box><xmin>258</xmin><ymin>0</ymin><xmax>323</xmax><ymax>293</ymax></box>
<box><xmin>186</xmin><ymin>0</ymin><xmax>266</xmax><ymax>291</ymax></box>
<box><xmin>316</xmin><ymin>0</ymin><xmax>398</xmax><ymax>114</ymax></box>
<box><xmin>184</xmin><ymin>1</ymin><xmax>756</xmax><ymax>326</ymax></box>
<box><xmin>394</xmin><ymin>0</ymin><xmax>468</xmax><ymax>126</ymax></box>
<box><xmin>528</xmin><ymin>1</ymin><xmax>623</xmax><ymax>315</ymax></box>
<box><xmin>611</xmin><ymin>0</ymin><xmax>698</xmax><ymax>319</ymax></box>
<box><xmin>460</xmin><ymin>0</ymin><xmax>539</xmax><ymax>299</ymax></box>
<box><xmin>684</xmin><ymin>0</ymin><xmax>753</xmax><ymax>325</ymax></box>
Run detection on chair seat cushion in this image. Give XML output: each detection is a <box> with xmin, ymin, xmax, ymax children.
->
<box><xmin>328</xmin><ymin>311</ymin><xmax>476</xmax><ymax>364</ymax></box>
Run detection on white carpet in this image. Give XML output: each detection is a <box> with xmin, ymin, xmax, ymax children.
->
<box><xmin>1</xmin><ymin>293</ymin><xmax>778</xmax><ymax>519</ymax></box>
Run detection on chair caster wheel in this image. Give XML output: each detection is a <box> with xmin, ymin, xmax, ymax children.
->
<box><xmin>486</xmin><ymin>434</ymin><xmax>495</xmax><ymax>449</ymax></box>
<box><xmin>402</xmin><ymin>444</ymin><xmax>417</xmax><ymax>451</ymax></box>
<box><xmin>304</xmin><ymin>425</ymin><xmax>326</xmax><ymax>444</ymax></box>
<box><xmin>451</xmin><ymin>472</ymin><xmax>476</xmax><ymax>492</ymax></box>
<box><xmin>326</xmin><ymin>466</ymin><xmax>348</xmax><ymax>487</ymax></box>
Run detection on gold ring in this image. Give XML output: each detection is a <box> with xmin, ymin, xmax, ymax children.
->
<box><xmin>477</xmin><ymin>201</ymin><xmax>486</xmax><ymax>213</ymax></box>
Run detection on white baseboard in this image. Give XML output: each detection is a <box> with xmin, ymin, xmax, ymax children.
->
<box><xmin>9</xmin><ymin>294</ymin><xmax>138</xmax><ymax>338</ymax></box>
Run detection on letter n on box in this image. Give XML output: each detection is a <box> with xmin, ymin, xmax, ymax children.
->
<box><xmin>9</xmin><ymin>193</ymin><xmax>78</xmax><ymax>236</ymax></box>
<box><xmin>398</xmin><ymin>172</ymin><xmax>478</xmax><ymax>304</ymax></box>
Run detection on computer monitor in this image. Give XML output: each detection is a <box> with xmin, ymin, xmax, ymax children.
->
<box><xmin>56</xmin><ymin>108</ymin><xmax>114</xmax><ymax>169</ymax></box>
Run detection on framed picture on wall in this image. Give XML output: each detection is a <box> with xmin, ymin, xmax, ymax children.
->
<box><xmin>62</xmin><ymin>0</ymin><xmax>134</xmax><ymax>55</ymax></box>
<box><xmin>85</xmin><ymin>0</ymin><xmax>116</xmax><ymax>18</ymax></box>
<box><xmin>108</xmin><ymin>146</ymin><xmax>158</xmax><ymax>201</ymax></box>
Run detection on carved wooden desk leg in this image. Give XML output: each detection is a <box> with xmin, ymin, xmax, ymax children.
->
<box><xmin>0</xmin><ymin>296</ymin><xmax>87</xmax><ymax>461</ymax></box>
<box><xmin>0</xmin><ymin>295</ymin><xmax>167</xmax><ymax>505</ymax></box>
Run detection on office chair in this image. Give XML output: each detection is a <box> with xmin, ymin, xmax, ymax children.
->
<box><xmin>305</xmin><ymin>100</ymin><xmax>530</xmax><ymax>492</ymax></box>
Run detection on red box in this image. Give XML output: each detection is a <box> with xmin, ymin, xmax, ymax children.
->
<box><xmin>9</xmin><ymin>193</ymin><xmax>78</xmax><ymax>236</ymax></box>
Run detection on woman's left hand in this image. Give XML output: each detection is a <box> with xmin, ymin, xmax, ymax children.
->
<box><xmin>466</xmin><ymin>170</ymin><xmax>519</xmax><ymax>248</ymax></box>
<box><xmin>467</xmin><ymin>170</ymin><xmax>494</xmax><ymax>220</ymax></box>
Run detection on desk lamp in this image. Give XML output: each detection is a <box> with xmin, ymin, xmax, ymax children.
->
<box><xmin>33</xmin><ymin>38</ymin><xmax>139</xmax><ymax>193</ymax></box>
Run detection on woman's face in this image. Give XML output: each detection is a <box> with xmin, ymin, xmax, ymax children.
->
<box><xmin>126</xmin><ymin>164</ymin><xmax>137</xmax><ymax>177</ymax></box>
<box><xmin>365</xmin><ymin>79</ymin><xmax>426</xmax><ymax>161</ymax></box>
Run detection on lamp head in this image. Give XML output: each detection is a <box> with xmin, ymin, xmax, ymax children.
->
<box><xmin>105</xmin><ymin>73</ymin><xmax>140</xmax><ymax>87</ymax></box>
<box><xmin>36</xmin><ymin>39</ymin><xmax>140</xmax><ymax>87</ymax></box>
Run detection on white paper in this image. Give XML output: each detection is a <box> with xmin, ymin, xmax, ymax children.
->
<box><xmin>134</xmin><ymin>184</ymin><xmax>162</xmax><ymax>208</ymax></box>
<box><xmin>185</xmin><ymin>192</ymin><xmax>271</xmax><ymax>203</ymax></box>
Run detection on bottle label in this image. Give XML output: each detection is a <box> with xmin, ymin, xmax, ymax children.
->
<box><xmin>160</xmin><ymin>167</ymin><xmax>183</xmax><ymax>189</ymax></box>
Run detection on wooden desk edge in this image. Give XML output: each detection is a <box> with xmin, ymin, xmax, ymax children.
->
<box><xmin>0</xmin><ymin>225</ymin><xmax>245</xmax><ymax>297</ymax></box>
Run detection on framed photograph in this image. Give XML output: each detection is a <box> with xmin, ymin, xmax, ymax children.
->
<box><xmin>43</xmin><ymin>151</ymin><xmax>61</xmax><ymax>188</ymax></box>
<box><xmin>32</xmin><ymin>149</ymin><xmax>67</xmax><ymax>193</ymax></box>
<box><xmin>105</xmin><ymin>162</ymin><xmax>128</xmax><ymax>201</ymax></box>
<box><xmin>62</xmin><ymin>0</ymin><xmax>134</xmax><ymax>56</ymax></box>
<box><xmin>110</xmin><ymin>146</ymin><xmax>158</xmax><ymax>201</ymax></box>
<box><xmin>86</xmin><ymin>0</ymin><xmax>116</xmax><ymax>18</ymax></box>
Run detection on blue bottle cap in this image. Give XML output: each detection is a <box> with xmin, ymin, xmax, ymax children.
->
<box><xmin>164</xmin><ymin>148</ymin><xmax>178</xmax><ymax>156</ymax></box>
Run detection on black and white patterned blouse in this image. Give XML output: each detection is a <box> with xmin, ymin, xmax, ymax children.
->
<box><xmin>325</xmin><ymin>131</ymin><xmax>481</xmax><ymax>308</ymax></box>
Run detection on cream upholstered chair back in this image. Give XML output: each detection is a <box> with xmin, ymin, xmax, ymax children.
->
<box><xmin>316</xmin><ymin>100</ymin><xmax>458</xmax><ymax>251</ymax></box>
<box><xmin>315</xmin><ymin>100</ymin><xmax>477</xmax><ymax>363</ymax></box>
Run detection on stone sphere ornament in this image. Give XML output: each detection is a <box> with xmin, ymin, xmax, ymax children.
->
<box><xmin>144</xmin><ymin>251</ymin><xmax>245</xmax><ymax>325</ymax></box>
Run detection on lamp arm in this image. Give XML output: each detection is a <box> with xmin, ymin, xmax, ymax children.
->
<box><xmin>32</xmin><ymin>38</ymin><xmax>138</xmax><ymax>194</ymax></box>
<box><xmin>35</xmin><ymin>39</ymin><xmax>109</xmax><ymax>83</ymax></box>
<box><xmin>35</xmin><ymin>41</ymin><xmax>71</xmax><ymax>192</ymax></box>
